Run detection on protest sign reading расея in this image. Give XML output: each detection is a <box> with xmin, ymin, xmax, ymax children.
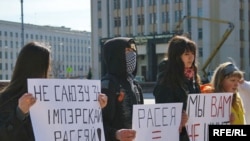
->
<box><xmin>132</xmin><ymin>103</ymin><xmax>183</xmax><ymax>141</ymax></box>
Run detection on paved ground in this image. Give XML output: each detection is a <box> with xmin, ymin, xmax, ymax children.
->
<box><xmin>143</xmin><ymin>93</ymin><xmax>155</xmax><ymax>104</ymax></box>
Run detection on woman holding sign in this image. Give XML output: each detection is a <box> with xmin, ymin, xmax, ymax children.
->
<box><xmin>0</xmin><ymin>42</ymin><xmax>108</xmax><ymax>141</ymax></box>
<box><xmin>0</xmin><ymin>42</ymin><xmax>51</xmax><ymax>141</ymax></box>
<box><xmin>153</xmin><ymin>35</ymin><xmax>201</xmax><ymax>141</ymax></box>
<box><xmin>202</xmin><ymin>61</ymin><xmax>246</xmax><ymax>124</ymax></box>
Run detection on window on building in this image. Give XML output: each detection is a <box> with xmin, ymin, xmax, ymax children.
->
<box><xmin>114</xmin><ymin>0</ymin><xmax>120</xmax><ymax>9</ymax></box>
<box><xmin>98</xmin><ymin>18</ymin><xmax>102</xmax><ymax>28</ymax></box>
<box><xmin>240</xmin><ymin>46</ymin><xmax>244</xmax><ymax>58</ymax></box>
<box><xmin>150</xmin><ymin>13</ymin><xmax>157</xmax><ymax>24</ymax></box>
<box><xmin>129</xmin><ymin>16</ymin><xmax>132</xmax><ymax>26</ymax></box>
<box><xmin>125</xmin><ymin>16</ymin><xmax>129</xmax><ymax>26</ymax></box>
<box><xmin>249</xmin><ymin>11</ymin><xmax>250</xmax><ymax>22</ymax></box>
<box><xmin>5</xmin><ymin>52</ymin><xmax>8</xmax><ymax>59</ymax></box>
<box><xmin>15</xmin><ymin>32</ymin><xmax>18</xmax><ymax>38</ymax></box>
<box><xmin>125</xmin><ymin>0</ymin><xmax>129</xmax><ymax>8</ymax></box>
<box><xmin>198</xmin><ymin>8</ymin><xmax>202</xmax><ymax>17</ymax></box>
<box><xmin>125</xmin><ymin>0</ymin><xmax>128</xmax><ymax>8</ymax></box>
<box><xmin>150</xmin><ymin>13</ymin><xmax>153</xmax><ymax>24</ymax></box>
<box><xmin>198</xmin><ymin>28</ymin><xmax>203</xmax><ymax>40</ymax></box>
<box><xmin>4</xmin><ymin>31</ymin><xmax>7</xmax><ymax>37</ymax></box>
<box><xmin>153</xmin><ymin>0</ymin><xmax>156</xmax><ymax>5</ymax></box>
<box><xmin>249</xmin><ymin>30</ymin><xmax>250</xmax><ymax>41</ymax></box>
<box><xmin>240</xmin><ymin>9</ymin><xmax>244</xmax><ymax>21</ymax></box>
<box><xmin>175</xmin><ymin>0</ymin><xmax>182</xmax><ymax>3</ymax></box>
<box><xmin>175</xmin><ymin>10</ymin><xmax>182</xmax><ymax>22</ymax></box>
<box><xmin>16</xmin><ymin>41</ymin><xmax>18</xmax><ymax>48</ymax></box>
<box><xmin>162</xmin><ymin>12</ymin><xmax>169</xmax><ymax>23</ymax></box>
<box><xmin>10</xmin><ymin>41</ymin><xmax>13</xmax><ymax>48</ymax></box>
<box><xmin>5</xmin><ymin>40</ymin><xmax>7</xmax><ymax>47</ymax></box>
<box><xmin>98</xmin><ymin>1</ymin><xmax>101</xmax><ymax>11</ymax></box>
<box><xmin>149</xmin><ymin>0</ymin><xmax>152</xmax><ymax>5</ymax></box>
<box><xmin>10</xmin><ymin>32</ymin><xmax>13</xmax><ymax>37</ymax></box>
<box><xmin>0</xmin><ymin>40</ymin><xmax>2</xmax><ymax>47</ymax></box>
<box><xmin>137</xmin><ymin>15</ymin><xmax>144</xmax><ymax>25</ymax></box>
<box><xmin>137</xmin><ymin>0</ymin><xmax>144</xmax><ymax>7</ymax></box>
<box><xmin>149</xmin><ymin>0</ymin><xmax>156</xmax><ymax>5</ymax></box>
<box><xmin>0</xmin><ymin>31</ymin><xmax>1</xmax><ymax>36</ymax></box>
<box><xmin>174</xmin><ymin>11</ymin><xmax>178</xmax><ymax>22</ymax></box>
<box><xmin>198</xmin><ymin>47</ymin><xmax>203</xmax><ymax>57</ymax></box>
<box><xmin>162</xmin><ymin>0</ymin><xmax>168</xmax><ymax>4</ymax></box>
<box><xmin>114</xmin><ymin>17</ymin><xmax>121</xmax><ymax>27</ymax></box>
<box><xmin>240</xmin><ymin>29</ymin><xmax>244</xmax><ymax>41</ymax></box>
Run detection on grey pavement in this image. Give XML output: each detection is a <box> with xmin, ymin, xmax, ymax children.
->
<box><xmin>143</xmin><ymin>93</ymin><xmax>155</xmax><ymax>104</ymax></box>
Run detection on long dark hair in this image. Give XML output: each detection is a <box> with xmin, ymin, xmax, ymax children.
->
<box><xmin>0</xmin><ymin>42</ymin><xmax>51</xmax><ymax>103</ymax></box>
<box><xmin>160</xmin><ymin>35</ymin><xmax>199</xmax><ymax>88</ymax></box>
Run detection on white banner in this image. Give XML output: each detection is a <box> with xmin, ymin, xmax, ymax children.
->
<box><xmin>186</xmin><ymin>93</ymin><xmax>233</xmax><ymax>141</ymax></box>
<box><xmin>132</xmin><ymin>103</ymin><xmax>183</xmax><ymax>141</ymax></box>
<box><xmin>28</xmin><ymin>79</ymin><xmax>104</xmax><ymax>141</ymax></box>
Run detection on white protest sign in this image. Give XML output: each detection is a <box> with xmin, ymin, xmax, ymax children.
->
<box><xmin>186</xmin><ymin>93</ymin><xmax>233</xmax><ymax>141</ymax></box>
<box><xmin>28</xmin><ymin>79</ymin><xmax>105</xmax><ymax>141</ymax></box>
<box><xmin>132</xmin><ymin>103</ymin><xmax>183</xmax><ymax>141</ymax></box>
<box><xmin>238</xmin><ymin>81</ymin><xmax>250</xmax><ymax>124</ymax></box>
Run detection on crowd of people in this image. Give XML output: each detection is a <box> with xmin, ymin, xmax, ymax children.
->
<box><xmin>0</xmin><ymin>35</ymin><xmax>249</xmax><ymax>141</ymax></box>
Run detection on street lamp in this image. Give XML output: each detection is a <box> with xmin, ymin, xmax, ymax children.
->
<box><xmin>20</xmin><ymin>0</ymin><xmax>24</xmax><ymax>46</ymax></box>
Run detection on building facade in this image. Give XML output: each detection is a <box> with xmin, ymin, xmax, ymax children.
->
<box><xmin>0</xmin><ymin>20</ymin><xmax>91</xmax><ymax>80</ymax></box>
<box><xmin>91</xmin><ymin>0</ymin><xmax>250</xmax><ymax>81</ymax></box>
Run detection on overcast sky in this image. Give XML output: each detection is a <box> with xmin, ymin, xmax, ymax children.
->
<box><xmin>0</xmin><ymin>0</ymin><xmax>91</xmax><ymax>31</ymax></box>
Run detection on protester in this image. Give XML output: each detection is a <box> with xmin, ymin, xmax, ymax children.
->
<box><xmin>207</xmin><ymin>62</ymin><xmax>246</xmax><ymax>124</ymax></box>
<box><xmin>0</xmin><ymin>42</ymin><xmax>107</xmax><ymax>141</ymax></box>
<box><xmin>238</xmin><ymin>79</ymin><xmax>250</xmax><ymax>124</ymax></box>
<box><xmin>153</xmin><ymin>35</ymin><xmax>200</xmax><ymax>141</ymax></box>
<box><xmin>101</xmin><ymin>37</ymin><xmax>144</xmax><ymax>141</ymax></box>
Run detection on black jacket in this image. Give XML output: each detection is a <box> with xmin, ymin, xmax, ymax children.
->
<box><xmin>101</xmin><ymin>37</ymin><xmax>144</xmax><ymax>141</ymax></box>
<box><xmin>0</xmin><ymin>93</ymin><xmax>35</xmax><ymax>141</ymax></box>
<box><xmin>153</xmin><ymin>60</ymin><xmax>200</xmax><ymax>141</ymax></box>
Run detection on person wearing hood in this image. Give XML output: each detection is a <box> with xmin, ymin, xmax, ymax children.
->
<box><xmin>101</xmin><ymin>37</ymin><xmax>144</xmax><ymax>141</ymax></box>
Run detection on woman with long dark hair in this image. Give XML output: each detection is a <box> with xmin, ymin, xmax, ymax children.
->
<box><xmin>0</xmin><ymin>42</ymin><xmax>108</xmax><ymax>141</ymax></box>
<box><xmin>154</xmin><ymin>35</ymin><xmax>201</xmax><ymax>141</ymax></box>
<box><xmin>0</xmin><ymin>42</ymin><xmax>51</xmax><ymax>141</ymax></box>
